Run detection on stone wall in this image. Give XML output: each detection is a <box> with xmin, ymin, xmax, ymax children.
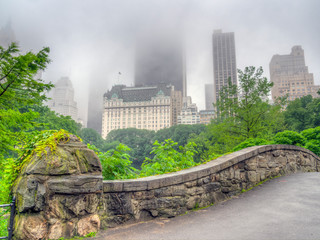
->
<box><xmin>100</xmin><ymin>145</ymin><xmax>320</xmax><ymax>228</ymax></box>
<box><xmin>12</xmin><ymin>135</ymin><xmax>103</xmax><ymax>240</ymax></box>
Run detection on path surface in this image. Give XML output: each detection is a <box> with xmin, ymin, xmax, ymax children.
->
<box><xmin>92</xmin><ymin>172</ymin><xmax>320</xmax><ymax>240</ymax></box>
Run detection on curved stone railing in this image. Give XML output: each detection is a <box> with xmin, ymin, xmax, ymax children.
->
<box><xmin>99</xmin><ymin>145</ymin><xmax>320</xmax><ymax>228</ymax></box>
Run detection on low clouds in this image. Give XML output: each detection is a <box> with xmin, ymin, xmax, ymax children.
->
<box><xmin>0</xmin><ymin>0</ymin><xmax>319</xmax><ymax>121</ymax></box>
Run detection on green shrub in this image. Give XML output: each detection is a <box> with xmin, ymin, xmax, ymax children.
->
<box><xmin>232</xmin><ymin>138</ymin><xmax>270</xmax><ymax>152</ymax></box>
<box><xmin>273</xmin><ymin>130</ymin><xmax>306</xmax><ymax>146</ymax></box>
<box><xmin>301</xmin><ymin>127</ymin><xmax>320</xmax><ymax>141</ymax></box>
<box><xmin>89</xmin><ymin>143</ymin><xmax>138</xmax><ymax>180</ymax></box>
<box><xmin>140</xmin><ymin>139</ymin><xmax>197</xmax><ymax>177</ymax></box>
<box><xmin>305</xmin><ymin>140</ymin><xmax>320</xmax><ymax>156</ymax></box>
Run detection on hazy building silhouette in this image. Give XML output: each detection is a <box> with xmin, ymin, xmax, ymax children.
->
<box><xmin>270</xmin><ymin>46</ymin><xmax>319</xmax><ymax>101</ymax></box>
<box><xmin>48</xmin><ymin>77</ymin><xmax>78</xmax><ymax>121</ymax></box>
<box><xmin>87</xmin><ymin>86</ymin><xmax>103</xmax><ymax>133</ymax></box>
<box><xmin>212</xmin><ymin>30</ymin><xmax>237</xmax><ymax>103</ymax></box>
<box><xmin>0</xmin><ymin>21</ymin><xmax>16</xmax><ymax>46</ymax></box>
<box><xmin>205</xmin><ymin>84</ymin><xmax>214</xmax><ymax>110</ymax></box>
<box><xmin>134</xmin><ymin>33</ymin><xmax>186</xmax><ymax>97</ymax></box>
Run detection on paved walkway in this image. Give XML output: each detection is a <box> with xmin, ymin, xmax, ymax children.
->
<box><xmin>92</xmin><ymin>172</ymin><xmax>320</xmax><ymax>240</ymax></box>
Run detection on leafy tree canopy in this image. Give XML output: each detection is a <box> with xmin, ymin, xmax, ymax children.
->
<box><xmin>214</xmin><ymin>66</ymin><xmax>284</xmax><ymax>140</ymax></box>
<box><xmin>284</xmin><ymin>95</ymin><xmax>320</xmax><ymax>132</ymax></box>
<box><xmin>0</xmin><ymin>42</ymin><xmax>53</xmax><ymax>107</ymax></box>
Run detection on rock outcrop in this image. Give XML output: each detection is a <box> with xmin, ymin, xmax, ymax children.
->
<box><xmin>12</xmin><ymin>135</ymin><xmax>102</xmax><ymax>240</ymax></box>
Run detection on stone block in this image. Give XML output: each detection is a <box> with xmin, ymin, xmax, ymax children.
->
<box><xmin>77</xmin><ymin>214</ymin><xmax>100</xmax><ymax>237</ymax></box>
<box><xmin>74</xmin><ymin>148</ymin><xmax>102</xmax><ymax>173</ymax></box>
<box><xmin>14</xmin><ymin>214</ymin><xmax>48</xmax><ymax>240</ymax></box>
<box><xmin>184</xmin><ymin>180</ymin><xmax>197</xmax><ymax>188</ymax></box>
<box><xmin>103</xmin><ymin>181</ymin><xmax>123</xmax><ymax>192</ymax></box>
<box><xmin>48</xmin><ymin>175</ymin><xmax>103</xmax><ymax>194</ymax></box>
<box><xmin>247</xmin><ymin>171</ymin><xmax>257</xmax><ymax>182</ymax></box>
<box><xmin>25</xmin><ymin>147</ymin><xmax>80</xmax><ymax>176</ymax></box>
<box><xmin>203</xmin><ymin>182</ymin><xmax>221</xmax><ymax>193</ymax></box>
<box><xmin>121</xmin><ymin>180</ymin><xmax>148</xmax><ymax>192</ymax></box>
<box><xmin>182</xmin><ymin>171</ymin><xmax>198</xmax><ymax>183</ymax></box>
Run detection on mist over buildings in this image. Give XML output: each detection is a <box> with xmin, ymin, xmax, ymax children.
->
<box><xmin>0</xmin><ymin>0</ymin><xmax>319</xmax><ymax>124</ymax></box>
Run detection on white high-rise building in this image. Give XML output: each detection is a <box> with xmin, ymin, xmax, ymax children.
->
<box><xmin>48</xmin><ymin>77</ymin><xmax>78</xmax><ymax>121</ymax></box>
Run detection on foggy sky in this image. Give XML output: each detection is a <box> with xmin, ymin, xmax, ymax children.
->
<box><xmin>0</xmin><ymin>0</ymin><xmax>319</xmax><ymax>123</ymax></box>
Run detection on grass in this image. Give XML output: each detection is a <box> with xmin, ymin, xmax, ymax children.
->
<box><xmin>0</xmin><ymin>209</ymin><xmax>8</xmax><ymax>238</ymax></box>
<box><xmin>54</xmin><ymin>232</ymin><xmax>97</xmax><ymax>240</ymax></box>
<box><xmin>241</xmin><ymin>175</ymin><xmax>281</xmax><ymax>193</ymax></box>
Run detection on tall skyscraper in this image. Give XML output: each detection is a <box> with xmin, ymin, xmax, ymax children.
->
<box><xmin>48</xmin><ymin>77</ymin><xmax>78</xmax><ymax>121</ymax></box>
<box><xmin>212</xmin><ymin>30</ymin><xmax>237</xmax><ymax>103</ymax></box>
<box><xmin>205</xmin><ymin>84</ymin><xmax>214</xmax><ymax>110</ymax></box>
<box><xmin>270</xmin><ymin>46</ymin><xmax>319</xmax><ymax>101</ymax></box>
<box><xmin>134</xmin><ymin>32</ymin><xmax>186</xmax><ymax>97</ymax></box>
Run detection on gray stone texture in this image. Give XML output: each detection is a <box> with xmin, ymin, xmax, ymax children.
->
<box><xmin>12</xmin><ymin>135</ymin><xmax>102</xmax><ymax>240</ymax></box>
<box><xmin>100</xmin><ymin>145</ymin><xmax>320</xmax><ymax>228</ymax></box>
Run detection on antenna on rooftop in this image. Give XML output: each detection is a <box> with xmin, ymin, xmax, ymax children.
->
<box><xmin>117</xmin><ymin>72</ymin><xmax>121</xmax><ymax>84</ymax></box>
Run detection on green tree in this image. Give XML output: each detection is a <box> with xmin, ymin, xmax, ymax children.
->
<box><xmin>79</xmin><ymin>128</ymin><xmax>104</xmax><ymax>149</ymax></box>
<box><xmin>90</xmin><ymin>143</ymin><xmax>137</xmax><ymax>180</ymax></box>
<box><xmin>284</xmin><ymin>95</ymin><xmax>320</xmax><ymax>132</ymax></box>
<box><xmin>214</xmin><ymin>66</ymin><xmax>283</xmax><ymax>139</ymax></box>
<box><xmin>106</xmin><ymin>128</ymin><xmax>155</xmax><ymax>168</ymax></box>
<box><xmin>0</xmin><ymin>42</ymin><xmax>52</xmax><ymax>106</ymax></box>
<box><xmin>0</xmin><ymin>43</ymin><xmax>53</xmax><ymax>157</ymax></box>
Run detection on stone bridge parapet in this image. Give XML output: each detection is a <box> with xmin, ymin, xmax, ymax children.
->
<box><xmin>100</xmin><ymin>145</ymin><xmax>320</xmax><ymax>228</ymax></box>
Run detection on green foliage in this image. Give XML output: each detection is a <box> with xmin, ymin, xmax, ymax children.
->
<box><xmin>301</xmin><ymin>127</ymin><xmax>320</xmax><ymax>141</ymax></box>
<box><xmin>214</xmin><ymin>66</ymin><xmax>282</xmax><ymax>139</ymax></box>
<box><xmin>54</xmin><ymin>231</ymin><xmax>96</xmax><ymax>240</ymax></box>
<box><xmin>106</xmin><ymin>128</ymin><xmax>155</xmax><ymax>168</ymax></box>
<box><xmin>0</xmin><ymin>130</ymin><xmax>71</xmax><ymax>203</ymax></box>
<box><xmin>90</xmin><ymin>143</ymin><xmax>138</xmax><ymax>180</ymax></box>
<box><xmin>304</xmin><ymin>141</ymin><xmax>320</xmax><ymax>156</ymax></box>
<box><xmin>300</xmin><ymin>127</ymin><xmax>320</xmax><ymax>155</ymax></box>
<box><xmin>105</xmin><ymin>125</ymin><xmax>205</xmax><ymax>169</ymax></box>
<box><xmin>0</xmin><ymin>209</ymin><xmax>8</xmax><ymax>237</ymax></box>
<box><xmin>140</xmin><ymin>140</ymin><xmax>197</xmax><ymax>177</ymax></box>
<box><xmin>0</xmin><ymin>42</ymin><xmax>52</xmax><ymax>106</ymax></box>
<box><xmin>284</xmin><ymin>95</ymin><xmax>320</xmax><ymax>132</ymax></box>
<box><xmin>273</xmin><ymin>130</ymin><xmax>306</xmax><ymax>146</ymax></box>
<box><xmin>232</xmin><ymin>138</ymin><xmax>270</xmax><ymax>152</ymax></box>
<box><xmin>79</xmin><ymin>128</ymin><xmax>105</xmax><ymax>150</ymax></box>
<box><xmin>25</xmin><ymin>105</ymin><xmax>81</xmax><ymax>135</ymax></box>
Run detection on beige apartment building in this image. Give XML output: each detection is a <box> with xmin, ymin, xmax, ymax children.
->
<box><xmin>270</xmin><ymin>46</ymin><xmax>319</xmax><ymax>101</ymax></box>
<box><xmin>102</xmin><ymin>84</ymin><xmax>182</xmax><ymax>138</ymax></box>
<box><xmin>199</xmin><ymin>110</ymin><xmax>215</xmax><ymax>125</ymax></box>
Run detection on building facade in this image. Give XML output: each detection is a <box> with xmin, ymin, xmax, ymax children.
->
<box><xmin>48</xmin><ymin>77</ymin><xmax>78</xmax><ymax>121</ymax></box>
<box><xmin>212</xmin><ymin>30</ymin><xmax>237</xmax><ymax>103</ymax></box>
<box><xmin>270</xmin><ymin>46</ymin><xmax>319</xmax><ymax>101</ymax></box>
<box><xmin>102</xmin><ymin>84</ymin><xmax>181</xmax><ymax>138</ymax></box>
<box><xmin>199</xmin><ymin>110</ymin><xmax>215</xmax><ymax>125</ymax></box>
<box><xmin>177</xmin><ymin>97</ymin><xmax>200</xmax><ymax>125</ymax></box>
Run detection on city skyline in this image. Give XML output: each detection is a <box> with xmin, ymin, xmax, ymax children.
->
<box><xmin>1</xmin><ymin>0</ymin><xmax>319</xmax><ymax>123</ymax></box>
